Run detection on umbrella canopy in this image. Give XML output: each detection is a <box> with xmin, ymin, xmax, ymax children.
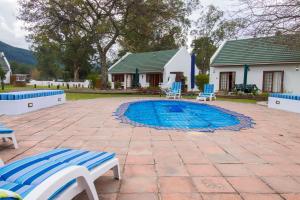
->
<box><xmin>243</xmin><ymin>64</ymin><xmax>249</xmax><ymax>87</ymax></box>
<box><xmin>133</xmin><ymin>68</ymin><xmax>139</xmax><ymax>88</ymax></box>
<box><xmin>191</xmin><ymin>53</ymin><xmax>196</xmax><ymax>89</ymax></box>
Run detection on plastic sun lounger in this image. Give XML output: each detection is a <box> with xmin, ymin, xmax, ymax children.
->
<box><xmin>0</xmin><ymin>126</ymin><xmax>18</xmax><ymax>149</ymax></box>
<box><xmin>0</xmin><ymin>148</ymin><xmax>121</xmax><ymax>200</ymax></box>
<box><xmin>197</xmin><ymin>84</ymin><xmax>216</xmax><ymax>101</ymax></box>
<box><xmin>166</xmin><ymin>82</ymin><xmax>182</xmax><ymax>99</ymax></box>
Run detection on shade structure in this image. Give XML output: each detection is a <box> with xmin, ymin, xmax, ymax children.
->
<box><xmin>191</xmin><ymin>53</ymin><xmax>196</xmax><ymax>89</ymax></box>
<box><xmin>243</xmin><ymin>64</ymin><xmax>249</xmax><ymax>87</ymax></box>
<box><xmin>133</xmin><ymin>68</ymin><xmax>139</xmax><ymax>88</ymax></box>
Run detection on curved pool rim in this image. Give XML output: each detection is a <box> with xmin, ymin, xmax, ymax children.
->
<box><xmin>114</xmin><ymin>100</ymin><xmax>254</xmax><ymax>132</ymax></box>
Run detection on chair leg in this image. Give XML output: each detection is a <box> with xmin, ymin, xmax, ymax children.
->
<box><xmin>112</xmin><ymin>163</ymin><xmax>121</xmax><ymax>180</ymax></box>
<box><xmin>11</xmin><ymin>135</ymin><xmax>18</xmax><ymax>149</ymax></box>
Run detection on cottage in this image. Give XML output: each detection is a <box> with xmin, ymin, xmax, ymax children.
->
<box><xmin>210</xmin><ymin>37</ymin><xmax>300</xmax><ymax>93</ymax></box>
<box><xmin>0</xmin><ymin>52</ymin><xmax>12</xmax><ymax>84</ymax></box>
<box><xmin>108</xmin><ymin>48</ymin><xmax>198</xmax><ymax>91</ymax></box>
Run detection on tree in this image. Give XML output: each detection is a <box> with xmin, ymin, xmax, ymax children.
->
<box><xmin>0</xmin><ymin>66</ymin><xmax>6</xmax><ymax>90</ymax></box>
<box><xmin>33</xmin><ymin>39</ymin><xmax>61</xmax><ymax>80</ymax></box>
<box><xmin>19</xmin><ymin>0</ymin><xmax>199</xmax><ymax>88</ymax></box>
<box><xmin>10</xmin><ymin>62</ymin><xmax>33</xmax><ymax>74</ymax></box>
<box><xmin>191</xmin><ymin>37</ymin><xmax>217</xmax><ymax>74</ymax></box>
<box><xmin>235</xmin><ymin>0</ymin><xmax>300</xmax><ymax>48</ymax></box>
<box><xmin>191</xmin><ymin>5</ymin><xmax>244</xmax><ymax>73</ymax></box>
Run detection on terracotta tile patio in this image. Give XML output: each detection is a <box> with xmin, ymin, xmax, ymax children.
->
<box><xmin>0</xmin><ymin>97</ymin><xmax>300</xmax><ymax>200</ymax></box>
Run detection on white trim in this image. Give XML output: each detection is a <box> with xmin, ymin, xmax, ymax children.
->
<box><xmin>210</xmin><ymin>40</ymin><xmax>227</xmax><ymax>65</ymax></box>
<box><xmin>108</xmin><ymin>52</ymin><xmax>132</xmax><ymax>72</ymax></box>
<box><xmin>1</xmin><ymin>132</ymin><xmax>18</xmax><ymax>149</ymax></box>
<box><xmin>162</xmin><ymin>48</ymin><xmax>181</xmax><ymax>69</ymax></box>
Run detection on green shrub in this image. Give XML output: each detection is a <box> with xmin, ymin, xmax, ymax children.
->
<box><xmin>114</xmin><ymin>81</ymin><xmax>122</xmax><ymax>89</ymax></box>
<box><xmin>87</xmin><ymin>73</ymin><xmax>99</xmax><ymax>89</ymax></box>
<box><xmin>195</xmin><ymin>74</ymin><xmax>209</xmax><ymax>91</ymax></box>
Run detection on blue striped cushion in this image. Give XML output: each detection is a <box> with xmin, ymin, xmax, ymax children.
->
<box><xmin>0</xmin><ymin>148</ymin><xmax>115</xmax><ymax>198</ymax></box>
<box><xmin>0</xmin><ymin>128</ymin><xmax>13</xmax><ymax>134</ymax></box>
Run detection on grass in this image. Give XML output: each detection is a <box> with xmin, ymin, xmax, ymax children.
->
<box><xmin>1</xmin><ymin>85</ymin><xmax>257</xmax><ymax>104</ymax></box>
<box><xmin>66</xmin><ymin>93</ymin><xmax>257</xmax><ymax>103</ymax></box>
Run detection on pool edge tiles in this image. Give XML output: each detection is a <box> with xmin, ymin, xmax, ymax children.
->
<box><xmin>114</xmin><ymin>100</ymin><xmax>255</xmax><ymax>132</ymax></box>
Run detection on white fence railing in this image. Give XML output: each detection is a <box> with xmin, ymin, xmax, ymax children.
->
<box><xmin>28</xmin><ymin>80</ymin><xmax>90</xmax><ymax>88</ymax></box>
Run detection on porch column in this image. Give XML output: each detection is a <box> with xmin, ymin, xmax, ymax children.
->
<box><xmin>124</xmin><ymin>74</ymin><xmax>127</xmax><ymax>90</ymax></box>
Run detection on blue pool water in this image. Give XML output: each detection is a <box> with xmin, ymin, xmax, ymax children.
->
<box><xmin>117</xmin><ymin>100</ymin><xmax>253</xmax><ymax>131</ymax></box>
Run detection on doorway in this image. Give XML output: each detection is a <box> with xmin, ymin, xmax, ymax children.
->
<box><xmin>219</xmin><ymin>72</ymin><xmax>236</xmax><ymax>91</ymax></box>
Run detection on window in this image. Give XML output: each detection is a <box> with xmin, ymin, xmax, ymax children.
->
<box><xmin>112</xmin><ymin>74</ymin><xmax>124</xmax><ymax>82</ymax></box>
<box><xmin>219</xmin><ymin>72</ymin><xmax>236</xmax><ymax>91</ymax></box>
<box><xmin>146</xmin><ymin>74</ymin><xmax>163</xmax><ymax>87</ymax></box>
<box><xmin>263</xmin><ymin>71</ymin><xmax>284</xmax><ymax>93</ymax></box>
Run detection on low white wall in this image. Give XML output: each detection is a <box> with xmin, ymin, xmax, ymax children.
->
<box><xmin>268</xmin><ymin>97</ymin><xmax>300</xmax><ymax>113</ymax></box>
<box><xmin>0</xmin><ymin>94</ymin><xmax>66</xmax><ymax>115</ymax></box>
<box><xmin>29</xmin><ymin>80</ymin><xmax>90</xmax><ymax>88</ymax></box>
<box><xmin>210</xmin><ymin>64</ymin><xmax>300</xmax><ymax>93</ymax></box>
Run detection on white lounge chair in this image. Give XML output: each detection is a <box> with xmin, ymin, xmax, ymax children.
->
<box><xmin>0</xmin><ymin>148</ymin><xmax>121</xmax><ymax>200</ymax></box>
<box><xmin>197</xmin><ymin>84</ymin><xmax>216</xmax><ymax>101</ymax></box>
<box><xmin>166</xmin><ymin>82</ymin><xmax>182</xmax><ymax>99</ymax></box>
<box><xmin>0</xmin><ymin>125</ymin><xmax>18</xmax><ymax>149</ymax></box>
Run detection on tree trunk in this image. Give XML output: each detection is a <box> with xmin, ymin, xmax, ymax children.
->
<box><xmin>73</xmin><ymin>64</ymin><xmax>80</xmax><ymax>82</ymax></box>
<box><xmin>99</xmin><ymin>52</ymin><xmax>108</xmax><ymax>89</ymax></box>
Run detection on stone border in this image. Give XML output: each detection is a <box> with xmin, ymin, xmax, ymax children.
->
<box><xmin>114</xmin><ymin>100</ymin><xmax>255</xmax><ymax>132</ymax></box>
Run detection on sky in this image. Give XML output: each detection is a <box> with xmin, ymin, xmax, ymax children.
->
<box><xmin>0</xmin><ymin>0</ymin><xmax>239</xmax><ymax>50</ymax></box>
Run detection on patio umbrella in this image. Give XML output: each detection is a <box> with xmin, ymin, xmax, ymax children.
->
<box><xmin>243</xmin><ymin>64</ymin><xmax>249</xmax><ymax>88</ymax></box>
<box><xmin>133</xmin><ymin>68</ymin><xmax>139</xmax><ymax>88</ymax></box>
<box><xmin>191</xmin><ymin>53</ymin><xmax>196</xmax><ymax>90</ymax></box>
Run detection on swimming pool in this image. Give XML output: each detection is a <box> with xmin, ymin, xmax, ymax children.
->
<box><xmin>115</xmin><ymin>100</ymin><xmax>254</xmax><ymax>132</ymax></box>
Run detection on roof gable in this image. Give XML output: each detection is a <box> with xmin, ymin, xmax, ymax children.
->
<box><xmin>211</xmin><ymin>37</ymin><xmax>300</xmax><ymax>66</ymax></box>
<box><xmin>0</xmin><ymin>52</ymin><xmax>10</xmax><ymax>72</ymax></box>
<box><xmin>109</xmin><ymin>49</ymin><xmax>179</xmax><ymax>73</ymax></box>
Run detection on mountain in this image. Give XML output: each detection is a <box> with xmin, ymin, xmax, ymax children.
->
<box><xmin>0</xmin><ymin>41</ymin><xmax>37</xmax><ymax>65</ymax></box>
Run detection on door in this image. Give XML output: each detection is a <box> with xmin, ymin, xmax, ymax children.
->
<box><xmin>219</xmin><ymin>72</ymin><xmax>236</xmax><ymax>91</ymax></box>
<box><xmin>147</xmin><ymin>74</ymin><xmax>163</xmax><ymax>87</ymax></box>
<box><xmin>263</xmin><ymin>71</ymin><xmax>284</xmax><ymax>93</ymax></box>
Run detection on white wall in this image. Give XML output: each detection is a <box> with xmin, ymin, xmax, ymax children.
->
<box><xmin>29</xmin><ymin>80</ymin><xmax>90</xmax><ymax>88</ymax></box>
<box><xmin>210</xmin><ymin>64</ymin><xmax>300</xmax><ymax>93</ymax></box>
<box><xmin>163</xmin><ymin>48</ymin><xmax>199</xmax><ymax>91</ymax></box>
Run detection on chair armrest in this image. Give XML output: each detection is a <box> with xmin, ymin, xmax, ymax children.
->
<box><xmin>24</xmin><ymin>166</ymin><xmax>98</xmax><ymax>200</ymax></box>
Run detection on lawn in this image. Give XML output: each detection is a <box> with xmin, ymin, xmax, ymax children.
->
<box><xmin>66</xmin><ymin>93</ymin><xmax>257</xmax><ymax>103</ymax></box>
<box><xmin>1</xmin><ymin>85</ymin><xmax>257</xmax><ymax>104</ymax></box>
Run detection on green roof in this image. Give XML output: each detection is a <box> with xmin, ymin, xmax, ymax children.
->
<box><xmin>211</xmin><ymin>37</ymin><xmax>300</xmax><ymax>66</ymax></box>
<box><xmin>109</xmin><ymin>49</ymin><xmax>179</xmax><ymax>73</ymax></box>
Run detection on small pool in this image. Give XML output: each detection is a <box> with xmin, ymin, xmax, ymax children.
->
<box><xmin>115</xmin><ymin>100</ymin><xmax>254</xmax><ymax>132</ymax></box>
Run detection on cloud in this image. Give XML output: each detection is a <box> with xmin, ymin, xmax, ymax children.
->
<box><xmin>0</xmin><ymin>0</ymin><xmax>30</xmax><ymax>49</ymax></box>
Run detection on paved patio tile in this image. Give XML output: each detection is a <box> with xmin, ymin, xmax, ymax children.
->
<box><xmin>120</xmin><ymin>177</ymin><xmax>158</xmax><ymax>193</ymax></box>
<box><xmin>216</xmin><ymin>164</ymin><xmax>253</xmax><ymax>177</ymax></box>
<box><xmin>161</xmin><ymin>193</ymin><xmax>202</xmax><ymax>200</ymax></box>
<box><xmin>262</xmin><ymin>177</ymin><xmax>300</xmax><ymax>193</ymax></box>
<box><xmin>247</xmin><ymin>164</ymin><xmax>290</xmax><ymax>176</ymax></box>
<box><xmin>118</xmin><ymin>193</ymin><xmax>159</xmax><ymax>200</ymax></box>
<box><xmin>227</xmin><ymin>177</ymin><xmax>274</xmax><ymax>193</ymax></box>
<box><xmin>126</xmin><ymin>155</ymin><xmax>154</xmax><ymax>165</ymax></box>
<box><xmin>1</xmin><ymin>98</ymin><xmax>300</xmax><ymax>198</ymax></box>
<box><xmin>241</xmin><ymin>193</ymin><xmax>284</xmax><ymax>200</ymax></box>
<box><xmin>192</xmin><ymin>177</ymin><xmax>235</xmax><ymax>193</ymax></box>
<box><xmin>124</xmin><ymin>165</ymin><xmax>156</xmax><ymax>177</ymax></box>
<box><xmin>159</xmin><ymin>177</ymin><xmax>196</xmax><ymax>193</ymax></box>
<box><xmin>156</xmin><ymin>163</ymin><xmax>189</xmax><ymax>177</ymax></box>
<box><xmin>186</xmin><ymin>164</ymin><xmax>221</xmax><ymax>176</ymax></box>
<box><xmin>281</xmin><ymin>193</ymin><xmax>300</xmax><ymax>200</ymax></box>
<box><xmin>201</xmin><ymin>193</ymin><xmax>242</xmax><ymax>200</ymax></box>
